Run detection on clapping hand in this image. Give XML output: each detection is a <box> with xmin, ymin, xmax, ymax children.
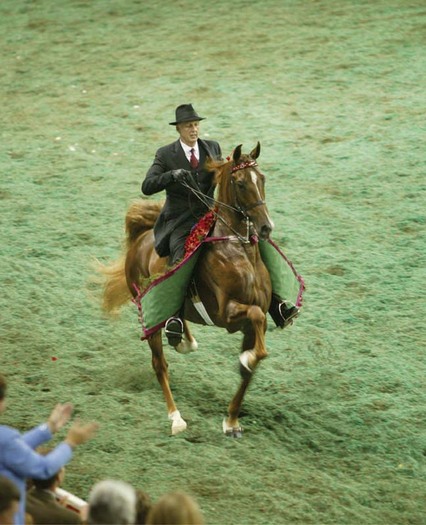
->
<box><xmin>65</xmin><ymin>420</ymin><xmax>99</xmax><ymax>448</ymax></box>
<box><xmin>47</xmin><ymin>402</ymin><xmax>74</xmax><ymax>433</ymax></box>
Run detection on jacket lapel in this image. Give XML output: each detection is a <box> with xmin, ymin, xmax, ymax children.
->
<box><xmin>199</xmin><ymin>139</ymin><xmax>214</xmax><ymax>159</ymax></box>
<box><xmin>171</xmin><ymin>140</ymin><xmax>188</xmax><ymax>168</ymax></box>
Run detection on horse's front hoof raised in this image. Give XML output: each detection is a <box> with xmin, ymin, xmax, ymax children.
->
<box><xmin>223</xmin><ymin>418</ymin><xmax>243</xmax><ymax>438</ymax></box>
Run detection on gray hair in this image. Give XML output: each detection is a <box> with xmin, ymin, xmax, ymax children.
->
<box><xmin>88</xmin><ymin>479</ymin><xmax>136</xmax><ymax>525</ymax></box>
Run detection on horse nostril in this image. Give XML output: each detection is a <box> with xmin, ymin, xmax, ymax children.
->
<box><xmin>260</xmin><ymin>224</ymin><xmax>272</xmax><ymax>239</ymax></box>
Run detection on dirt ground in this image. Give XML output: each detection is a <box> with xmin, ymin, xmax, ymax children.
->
<box><xmin>1</xmin><ymin>1</ymin><xmax>425</xmax><ymax>524</ymax></box>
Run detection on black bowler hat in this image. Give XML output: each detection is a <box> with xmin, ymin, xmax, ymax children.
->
<box><xmin>169</xmin><ymin>104</ymin><xmax>205</xmax><ymax>125</ymax></box>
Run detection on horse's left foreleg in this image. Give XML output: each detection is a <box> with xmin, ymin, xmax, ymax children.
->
<box><xmin>148</xmin><ymin>331</ymin><xmax>187</xmax><ymax>435</ymax></box>
<box><xmin>223</xmin><ymin>303</ymin><xmax>268</xmax><ymax>437</ymax></box>
<box><xmin>224</xmin><ymin>302</ymin><xmax>268</xmax><ymax>372</ymax></box>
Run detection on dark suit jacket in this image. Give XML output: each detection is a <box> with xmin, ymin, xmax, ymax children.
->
<box><xmin>141</xmin><ymin>138</ymin><xmax>222</xmax><ymax>257</ymax></box>
<box><xmin>26</xmin><ymin>488</ymin><xmax>82</xmax><ymax>525</ymax></box>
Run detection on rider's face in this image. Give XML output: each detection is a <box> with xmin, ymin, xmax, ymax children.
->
<box><xmin>177</xmin><ymin>121</ymin><xmax>200</xmax><ymax>147</ymax></box>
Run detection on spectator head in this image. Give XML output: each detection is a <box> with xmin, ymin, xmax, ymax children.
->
<box><xmin>135</xmin><ymin>489</ymin><xmax>152</xmax><ymax>525</ymax></box>
<box><xmin>87</xmin><ymin>480</ymin><xmax>136</xmax><ymax>525</ymax></box>
<box><xmin>31</xmin><ymin>467</ymin><xmax>65</xmax><ymax>491</ymax></box>
<box><xmin>0</xmin><ymin>375</ymin><xmax>7</xmax><ymax>413</ymax></box>
<box><xmin>29</xmin><ymin>447</ymin><xmax>65</xmax><ymax>491</ymax></box>
<box><xmin>0</xmin><ymin>476</ymin><xmax>20</xmax><ymax>525</ymax></box>
<box><xmin>146</xmin><ymin>491</ymin><xmax>204</xmax><ymax>525</ymax></box>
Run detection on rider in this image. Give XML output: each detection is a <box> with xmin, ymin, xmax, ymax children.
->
<box><xmin>141</xmin><ymin>104</ymin><xmax>298</xmax><ymax>346</ymax></box>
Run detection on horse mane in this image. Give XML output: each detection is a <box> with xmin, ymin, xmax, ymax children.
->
<box><xmin>205</xmin><ymin>157</ymin><xmax>234</xmax><ymax>205</ymax></box>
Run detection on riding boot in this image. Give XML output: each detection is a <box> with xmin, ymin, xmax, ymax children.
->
<box><xmin>165</xmin><ymin>317</ymin><xmax>184</xmax><ymax>346</ymax></box>
<box><xmin>269</xmin><ymin>293</ymin><xmax>300</xmax><ymax>329</ymax></box>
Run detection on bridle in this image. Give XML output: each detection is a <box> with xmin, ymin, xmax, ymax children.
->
<box><xmin>180</xmin><ymin>157</ymin><xmax>267</xmax><ymax>243</ymax></box>
<box><xmin>230</xmin><ymin>160</ymin><xmax>266</xmax><ymax>217</ymax></box>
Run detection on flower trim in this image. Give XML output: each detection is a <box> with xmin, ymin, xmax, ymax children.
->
<box><xmin>184</xmin><ymin>208</ymin><xmax>217</xmax><ymax>256</ymax></box>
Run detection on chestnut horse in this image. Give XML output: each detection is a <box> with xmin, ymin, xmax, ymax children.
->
<box><xmin>100</xmin><ymin>143</ymin><xmax>275</xmax><ymax>437</ymax></box>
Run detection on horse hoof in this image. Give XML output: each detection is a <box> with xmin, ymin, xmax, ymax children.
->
<box><xmin>223</xmin><ymin>418</ymin><xmax>243</xmax><ymax>438</ymax></box>
<box><xmin>169</xmin><ymin>410</ymin><xmax>187</xmax><ymax>435</ymax></box>
<box><xmin>171</xmin><ymin>420</ymin><xmax>187</xmax><ymax>435</ymax></box>
<box><xmin>225</xmin><ymin>428</ymin><xmax>243</xmax><ymax>438</ymax></box>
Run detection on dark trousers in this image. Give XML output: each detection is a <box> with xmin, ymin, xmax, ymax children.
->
<box><xmin>168</xmin><ymin>220</ymin><xmax>195</xmax><ymax>265</ymax></box>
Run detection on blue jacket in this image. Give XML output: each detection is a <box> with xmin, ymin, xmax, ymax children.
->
<box><xmin>0</xmin><ymin>424</ymin><xmax>73</xmax><ymax>525</ymax></box>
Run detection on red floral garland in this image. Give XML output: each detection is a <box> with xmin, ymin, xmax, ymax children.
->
<box><xmin>184</xmin><ymin>208</ymin><xmax>217</xmax><ymax>256</ymax></box>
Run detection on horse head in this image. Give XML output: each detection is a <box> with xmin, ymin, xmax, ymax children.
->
<box><xmin>226</xmin><ymin>142</ymin><xmax>274</xmax><ymax>240</ymax></box>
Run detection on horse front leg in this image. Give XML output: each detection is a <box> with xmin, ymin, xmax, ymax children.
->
<box><xmin>223</xmin><ymin>302</ymin><xmax>268</xmax><ymax>437</ymax></box>
<box><xmin>148</xmin><ymin>331</ymin><xmax>187</xmax><ymax>435</ymax></box>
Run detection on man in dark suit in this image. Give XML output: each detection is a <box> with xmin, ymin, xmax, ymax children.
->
<box><xmin>142</xmin><ymin>104</ymin><xmax>299</xmax><ymax>346</ymax></box>
<box><xmin>142</xmin><ymin>103</ymin><xmax>222</xmax><ymax>263</ymax></box>
<box><xmin>26</xmin><ymin>467</ymin><xmax>82</xmax><ymax>525</ymax></box>
<box><xmin>142</xmin><ymin>104</ymin><xmax>222</xmax><ymax>345</ymax></box>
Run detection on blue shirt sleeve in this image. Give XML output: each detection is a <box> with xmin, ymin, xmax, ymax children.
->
<box><xmin>2</xmin><ymin>432</ymin><xmax>73</xmax><ymax>479</ymax></box>
<box><xmin>22</xmin><ymin>423</ymin><xmax>52</xmax><ymax>449</ymax></box>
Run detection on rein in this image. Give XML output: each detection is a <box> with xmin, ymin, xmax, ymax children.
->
<box><xmin>180</xmin><ymin>158</ymin><xmax>265</xmax><ymax>244</ymax></box>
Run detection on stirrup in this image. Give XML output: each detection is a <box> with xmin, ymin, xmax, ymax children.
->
<box><xmin>164</xmin><ymin>317</ymin><xmax>184</xmax><ymax>346</ymax></box>
<box><xmin>279</xmin><ymin>303</ymin><xmax>300</xmax><ymax>328</ymax></box>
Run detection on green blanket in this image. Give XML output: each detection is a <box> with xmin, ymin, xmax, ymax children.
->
<box><xmin>134</xmin><ymin>239</ymin><xmax>304</xmax><ymax>340</ymax></box>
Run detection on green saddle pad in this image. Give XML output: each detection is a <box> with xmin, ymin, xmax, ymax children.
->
<box><xmin>133</xmin><ymin>246</ymin><xmax>203</xmax><ymax>340</ymax></box>
<box><xmin>133</xmin><ymin>238</ymin><xmax>304</xmax><ymax>340</ymax></box>
<box><xmin>258</xmin><ymin>239</ymin><xmax>305</xmax><ymax>307</ymax></box>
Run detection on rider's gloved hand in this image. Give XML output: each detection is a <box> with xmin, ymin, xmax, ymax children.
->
<box><xmin>171</xmin><ymin>169</ymin><xmax>192</xmax><ymax>183</ymax></box>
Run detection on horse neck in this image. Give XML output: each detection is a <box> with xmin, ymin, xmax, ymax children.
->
<box><xmin>214</xmin><ymin>202</ymin><xmax>247</xmax><ymax>238</ymax></box>
<box><xmin>211</xmin><ymin>212</ymin><xmax>261</xmax><ymax>268</ymax></box>
<box><xmin>214</xmin><ymin>170</ymin><xmax>246</xmax><ymax>236</ymax></box>
<box><xmin>213</xmin><ymin>197</ymin><xmax>257</xmax><ymax>249</ymax></box>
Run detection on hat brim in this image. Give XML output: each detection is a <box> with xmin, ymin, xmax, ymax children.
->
<box><xmin>169</xmin><ymin>117</ymin><xmax>205</xmax><ymax>125</ymax></box>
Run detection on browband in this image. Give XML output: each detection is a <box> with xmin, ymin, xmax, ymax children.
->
<box><xmin>231</xmin><ymin>160</ymin><xmax>258</xmax><ymax>173</ymax></box>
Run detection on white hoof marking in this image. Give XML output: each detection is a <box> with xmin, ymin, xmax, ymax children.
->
<box><xmin>222</xmin><ymin>418</ymin><xmax>243</xmax><ymax>437</ymax></box>
<box><xmin>239</xmin><ymin>349</ymin><xmax>256</xmax><ymax>372</ymax></box>
<box><xmin>169</xmin><ymin>410</ymin><xmax>187</xmax><ymax>435</ymax></box>
<box><xmin>175</xmin><ymin>338</ymin><xmax>198</xmax><ymax>354</ymax></box>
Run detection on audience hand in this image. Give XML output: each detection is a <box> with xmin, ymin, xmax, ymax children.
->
<box><xmin>65</xmin><ymin>421</ymin><xmax>99</xmax><ymax>448</ymax></box>
<box><xmin>47</xmin><ymin>403</ymin><xmax>74</xmax><ymax>433</ymax></box>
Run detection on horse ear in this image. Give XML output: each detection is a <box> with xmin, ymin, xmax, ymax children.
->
<box><xmin>233</xmin><ymin>144</ymin><xmax>243</xmax><ymax>163</ymax></box>
<box><xmin>250</xmin><ymin>142</ymin><xmax>261</xmax><ymax>159</ymax></box>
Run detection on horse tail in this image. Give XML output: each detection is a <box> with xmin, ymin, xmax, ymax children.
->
<box><xmin>125</xmin><ymin>200</ymin><xmax>163</xmax><ymax>245</ymax></box>
<box><xmin>97</xmin><ymin>255</ymin><xmax>131</xmax><ymax>314</ymax></box>
<box><xmin>98</xmin><ymin>199</ymin><xmax>163</xmax><ymax>314</ymax></box>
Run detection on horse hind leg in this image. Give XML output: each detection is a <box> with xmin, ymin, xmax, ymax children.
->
<box><xmin>148</xmin><ymin>331</ymin><xmax>187</xmax><ymax>435</ymax></box>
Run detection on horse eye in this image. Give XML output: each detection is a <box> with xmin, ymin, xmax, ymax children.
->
<box><xmin>236</xmin><ymin>180</ymin><xmax>245</xmax><ymax>188</ymax></box>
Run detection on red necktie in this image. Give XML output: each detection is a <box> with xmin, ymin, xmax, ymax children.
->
<box><xmin>190</xmin><ymin>148</ymin><xmax>199</xmax><ymax>169</ymax></box>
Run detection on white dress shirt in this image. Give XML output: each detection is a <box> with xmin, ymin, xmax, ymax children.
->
<box><xmin>180</xmin><ymin>140</ymin><xmax>199</xmax><ymax>164</ymax></box>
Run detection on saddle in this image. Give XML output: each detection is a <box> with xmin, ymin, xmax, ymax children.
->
<box><xmin>132</xmin><ymin>212</ymin><xmax>304</xmax><ymax>340</ymax></box>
